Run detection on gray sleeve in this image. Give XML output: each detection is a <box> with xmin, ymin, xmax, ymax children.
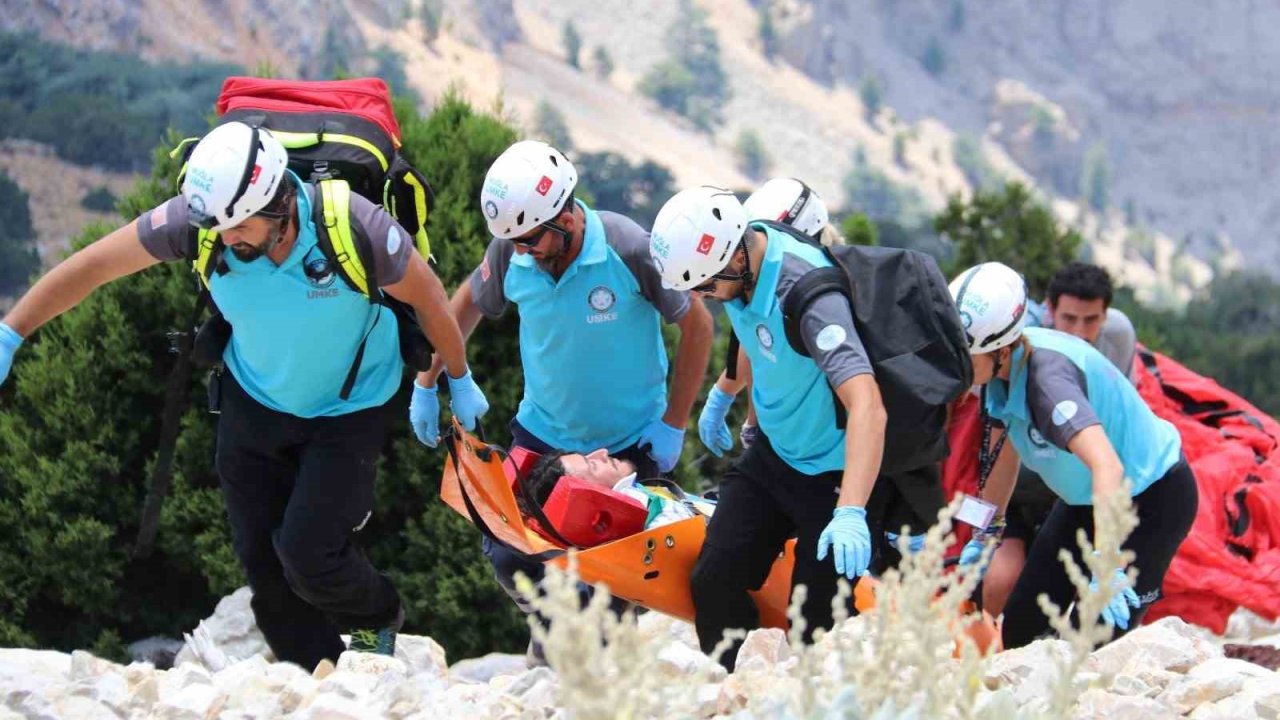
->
<box><xmin>1026</xmin><ymin>348</ymin><xmax>1102</xmax><ymax>451</ymax></box>
<box><xmin>1098</xmin><ymin>308</ymin><xmax>1138</xmax><ymax>384</ymax></box>
<box><xmin>135</xmin><ymin>197</ymin><xmax>194</xmax><ymax>262</ymax></box>
<box><xmin>797</xmin><ymin>292</ymin><xmax>874</xmax><ymax>389</ymax></box>
<box><xmin>601</xmin><ymin>211</ymin><xmax>691</xmax><ymax>323</ymax></box>
<box><xmin>348</xmin><ymin>194</ymin><xmax>413</xmax><ymax>287</ymax></box>
<box><xmin>468</xmin><ymin>238</ymin><xmax>514</xmax><ymax>318</ymax></box>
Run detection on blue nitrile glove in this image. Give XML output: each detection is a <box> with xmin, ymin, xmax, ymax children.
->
<box><xmin>958</xmin><ymin>516</ymin><xmax>1006</xmax><ymax>578</ymax></box>
<box><xmin>447</xmin><ymin>369</ymin><xmax>490</xmax><ymax>431</ymax></box>
<box><xmin>1093</xmin><ymin>566</ymin><xmax>1141</xmax><ymax>630</ymax></box>
<box><xmin>639</xmin><ymin>419</ymin><xmax>685</xmax><ymax>473</ymax></box>
<box><xmin>958</xmin><ymin>539</ymin><xmax>987</xmax><ymax>568</ymax></box>
<box><xmin>409</xmin><ymin>381</ymin><xmax>441</xmax><ymax>447</ymax></box>
<box><xmin>817</xmin><ymin>506</ymin><xmax>872</xmax><ymax>579</ymax></box>
<box><xmin>0</xmin><ymin>323</ymin><xmax>23</xmax><ymax>387</ymax></box>
<box><xmin>885</xmin><ymin>532</ymin><xmax>927</xmax><ymax>554</ymax></box>
<box><xmin>697</xmin><ymin>386</ymin><xmax>735</xmax><ymax>457</ymax></box>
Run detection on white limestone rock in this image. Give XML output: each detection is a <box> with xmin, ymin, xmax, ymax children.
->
<box><xmin>1086</xmin><ymin>616</ymin><xmax>1221</xmax><ymax>677</ymax></box>
<box><xmin>636</xmin><ymin>611</ymin><xmax>699</xmax><ymax>650</ymax></box>
<box><xmin>294</xmin><ymin>692</ymin><xmax>385</xmax><ymax>720</ymax></box>
<box><xmin>735</xmin><ymin>628</ymin><xmax>793</xmax><ymax>671</ymax></box>
<box><xmin>395</xmin><ymin>634</ymin><xmax>448</xmax><ymax>679</ymax></box>
<box><xmin>335</xmin><ymin>650</ymin><xmax>408</xmax><ymax>677</ymax></box>
<box><xmin>1158</xmin><ymin>658</ymin><xmax>1250</xmax><ymax>713</ymax></box>
<box><xmin>449</xmin><ymin>652</ymin><xmax>527</xmax><ymax>684</ymax></box>
<box><xmin>1073</xmin><ymin>687</ymin><xmax>1180</xmax><ymax>719</ymax></box>
<box><xmin>657</xmin><ymin>641</ymin><xmax>726</xmax><ymax>681</ymax></box>
<box><xmin>983</xmin><ymin>638</ymin><xmax>1073</xmax><ymax>705</ymax></box>
<box><xmin>173</xmin><ymin>587</ymin><xmax>271</xmax><ymax>672</ymax></box>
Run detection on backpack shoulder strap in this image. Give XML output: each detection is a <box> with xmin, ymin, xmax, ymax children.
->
<box><xmin>191</xmin><ymin>228</ymin><xmax>223</xmax><ymax>289</ymax></box>
<box><xmin>748</xmin><ymin>220</ymin><xmax>854</xmax><ymax>358</ymax></box>
<box><xmin>313</xmin><ymin>179</ymin><xmax>375</xmax><ymax>299</ymax></box>
<box><xmin>780</xmin><ymin>266</ymin><xmax>849</xmax><ymax>358</ymax></box>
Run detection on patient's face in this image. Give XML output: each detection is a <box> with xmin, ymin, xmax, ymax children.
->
<box><xmin>560</xmin><ymin>449</ymin><xmax>636</xmax><ymax>489</ymax></box>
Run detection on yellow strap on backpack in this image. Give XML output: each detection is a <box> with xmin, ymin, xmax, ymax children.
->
<box><xmin>188</xmin><ymin>179</ymin><xmax>373</xmax><ymax>299</ymax></box>
<box><xmin>317</xmin><ymin>179</ymin><xmax>369</xmax><ymax>297</ymax></box>
<box><xmin>192</xmin><ymin>229</ymin><xmax>220</xmax><ymax>289</ymax></box>
<box><xmin>401</xmin><ymin>172</ymin><xmax>433</xmax><ymax>261</ymax></box>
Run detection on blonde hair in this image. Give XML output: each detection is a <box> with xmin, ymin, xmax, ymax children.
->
<box><xmin>818</xmin><ymin>224</ymin><xmax>845</xmax><ymax>247</ymax></box>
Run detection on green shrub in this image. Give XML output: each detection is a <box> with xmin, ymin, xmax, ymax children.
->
<box><xmin>0</xmin><ymin>91</ymin><xmax>531</xmax><ymax>660</ymax></box>
<box><xmin>80</xmin><ymin>186</ymin><xmax>118</xmax><ymax>213</ymax></box>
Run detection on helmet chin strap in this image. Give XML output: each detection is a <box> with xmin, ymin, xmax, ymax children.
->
<box><xmin>731</xmin><ymin>234</ymin><xmax>756</xmax><ymax>301</ymax></box>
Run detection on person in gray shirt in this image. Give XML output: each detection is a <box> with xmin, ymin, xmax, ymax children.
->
<box><xmin>1029</xmin><ymin>262</ymin><xmax>1138</xmax><ymax>381</ymax></box>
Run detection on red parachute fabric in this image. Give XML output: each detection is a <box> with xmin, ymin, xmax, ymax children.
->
<box><xmin>941</xmin><ymin>393</ymin><xmax>983</xmax><ymax>554</ymax></box>
<box><xmin>1135</xmin><ymin>348</ymin><xmax>1280</xmax><ymax>633</ymax></box>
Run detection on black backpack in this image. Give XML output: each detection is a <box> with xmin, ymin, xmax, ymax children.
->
<box><xmin>735</xmin><ymin>221</ymin><xmax>973</xmax><ymax>474</ymax></box>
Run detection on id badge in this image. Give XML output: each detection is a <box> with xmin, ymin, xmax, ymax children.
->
<box><xmin>956</xmin><ymin>494</ymin><xmax>997</xmax><ymax>530</ymax></box>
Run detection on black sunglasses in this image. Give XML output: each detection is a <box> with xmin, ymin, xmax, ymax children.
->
<box><xmin>691</xmin><ymin>270</ymin><xmax>748</xmax><ymax>294</ymax></box>
<box><xmin>510</xmin><ymin>201</ymin><xmax>573</xmax><ymax>247</ymax></box>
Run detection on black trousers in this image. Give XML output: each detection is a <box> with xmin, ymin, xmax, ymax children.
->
<box><xmin>1001</xmin><ymin>459</ymin><xmax>1199</xmax><ymax>649</ymax></box>
<box><xmin>215</xmin><ymin>371</ymin><xmax>401</xmax><ymax>670</ymax></box>
<box><xmin>864</xmin><ymin>461</ymin><xmax>946</xmax><ymax>573</ymax></box>
<box><xmin>688</xmin><ymin>434</ymin><xmax>838</xmax><ymax>670</ymax></box>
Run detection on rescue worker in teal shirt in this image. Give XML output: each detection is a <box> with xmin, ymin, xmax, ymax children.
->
<box><xmin>416</xmin><ymin>141</ymin><xmax>713</xmax><ymax>666</ymax></box>
<box><xmin>649</xmin><ymin>186</ymin><xmax>886</xmax><ymax>671</ymax></box>
<box><xmin>950</xmin><ymin>262</ymin><xmax>1198</xmax><ymax>649</ymax></box>
<box><xmin>0</xmin><ymin>123</ymin><xmax>489</xmax><ymax>670</ymax></box>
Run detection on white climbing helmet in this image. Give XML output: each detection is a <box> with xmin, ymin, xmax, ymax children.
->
<box><xmin>480</xmin><ymin>140</ymin><xmax>578</xmax><ymax>239</ymax></box>
<box><xmin>743</xmin><ymin>177</ymin><xmax>830</xmax><ymax>237</ymax></box>
<box><xmin>182</xmin><ymin>122</ymin><xmax>289</xmax><ymax>231</ymax></box>
<box><xmin>949</xmin><ymin>262</ymin><xmax>1030</xmax><ymax>354</ymax></box>
<box><xmin>649</xmin><ymin>186</ymin><xmax>748</xmax><ymax>291</ymax></box>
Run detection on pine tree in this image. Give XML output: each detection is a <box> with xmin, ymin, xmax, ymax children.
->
<box><xmin>935</xmin><ymin>182</ymin><xmax>1083</xmax><ymax>298</ymax></box>
<box><xmin>562</xmin><ymin>20</ymin><xmax>583</xmax><ymax>69</ymax></box>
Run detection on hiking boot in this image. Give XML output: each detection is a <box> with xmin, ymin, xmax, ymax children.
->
<box><xmin>348</xmin><ymin>606</ymin><xmax>404</xmax><ymax>656</ymax></box>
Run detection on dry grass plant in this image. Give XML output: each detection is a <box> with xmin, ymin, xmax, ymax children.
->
<box><xmin>1037</xmin><ymin>483</ymin><xmax>1138</xmax><ymax>717</ymax></box>
<box><xmin>518</xmin><ymin>488</ymin><xmax>1141</xmax><ymax>720</ymax></box>
<box><xmin>516</xmin><ymin>555</ymin><xmax>722</xmax><ymax>720</ymax></box>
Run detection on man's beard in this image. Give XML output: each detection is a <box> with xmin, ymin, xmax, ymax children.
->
<box><xmin>229</xmin><ymin>218</ymin><xmax>288</xmax><ymax>262</ymax></box>
<box><xmin>230</xmin><ymin>243</ymin><xmax>265</xmax><ymax>262</ymax></box>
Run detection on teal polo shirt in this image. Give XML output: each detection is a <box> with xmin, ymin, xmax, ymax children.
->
<box><xmin>137</xmin><ymin>172</ymin><xmax>414</xmax><ymax>417</ymax></box>
<box><xmin>469</xmin><ymin>201</ymin><xmax>690</xmax><ymax>453</ymax></box>
<box><xmin>986</xmin><ymin>327</ymin><xmax>1182</xmax><ymax>505</ymax></box>
<box><xmin>725</xmin><ymin>224</ymin><xmax>872</xmax><ymax>475</ymax></box>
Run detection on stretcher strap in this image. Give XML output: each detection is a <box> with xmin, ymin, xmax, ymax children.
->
<box><xmin>444</xmin><ymin>430</ymin><xmax>564</xmax><ymax>562</ymax></box>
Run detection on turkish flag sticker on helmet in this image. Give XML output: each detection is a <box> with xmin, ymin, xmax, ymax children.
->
<box><xmin>696</xmin><ymin>233</ymin><xmax>715</xmax><ymax>255</ymax></box>
<box><xmin>249</xmin><ymin>164</ymin><xmax>262</xmax><ymax>185</ymax></box>
<box><xmin>535</xmin><ymin>175</ymin><xmax>553</xmax><ymax>196</ymax></box>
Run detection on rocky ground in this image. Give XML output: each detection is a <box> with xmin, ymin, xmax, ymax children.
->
<box><xmin>5</xmin><ymin>587</ymin><xmax>1280</xmax><ymax>719</ymax></box>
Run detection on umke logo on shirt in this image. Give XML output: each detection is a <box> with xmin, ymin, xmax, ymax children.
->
<box><xmin>587</xmin><ymin>285</ymin><xmax>618</xmax><ymax>324</ymax></box>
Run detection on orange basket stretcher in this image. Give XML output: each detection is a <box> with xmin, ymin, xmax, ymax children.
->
<box><xmin>439</xmin><ymin>420</ymin><xmax>1000</xmax><ymax>653</ymax></box>
<box><xmin>439</xmin><ymin>420</ymin><xmax>796</xmax><ymax>629</ymax></box>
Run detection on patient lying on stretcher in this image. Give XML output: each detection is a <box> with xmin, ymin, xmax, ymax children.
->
<box><xmin>522</xmin><ymin>448</ymin><xmax>715</xmax><ymax>545</ymax></box>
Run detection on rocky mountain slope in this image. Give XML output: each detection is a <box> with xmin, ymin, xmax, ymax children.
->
<box><xmin>3</xmin><ymin>0</ymin><xmax>1260</xmax><ymax>305</ymax></box>
<box><xmin>777</xmin><ymin>0</ymin><xmax>1279</xmax><ymax>276</ymax></box>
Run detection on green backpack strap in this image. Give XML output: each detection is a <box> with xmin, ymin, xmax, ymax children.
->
<box><xmin>313</xmin><ymin>179</ymin><xmax>375</xmax><ymax>300</ymax></box>
<box><xmin>401</xmin><ymin>171</ymin><xmax>432</xmax><ymax>261</ymax></box>
<box><xmin>191</xmin><ymin>228</ymin><xmax>222</xmax><ymax>289</ymax></box>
